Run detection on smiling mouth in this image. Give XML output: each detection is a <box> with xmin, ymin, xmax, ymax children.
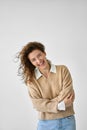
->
<box><xmin>38</xmin><ymin>60</ymin><xmax>45</xmax><ymax>67</ymax></box>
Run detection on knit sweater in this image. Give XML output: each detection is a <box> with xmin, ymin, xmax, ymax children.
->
<box><xmin>27</xmin><ymin>64</ymin><xmax>75</xmax><ymax>120</ymax></box>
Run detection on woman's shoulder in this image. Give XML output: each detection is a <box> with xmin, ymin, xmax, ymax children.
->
<box><xmin>55</xmin><ymin>64</ymin><xmax>71</xmax><ymax>75</ymax></box>
<box><xmin>55</xmin><ymin>64</ymin><xmax>68</xmax><ymax>70</ymax></box>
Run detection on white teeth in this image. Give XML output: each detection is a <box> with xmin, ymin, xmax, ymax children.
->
<box><xmin>39</xmin><ymin>62</ymin><xmax>44</xmax><ymax>66</ymax></box>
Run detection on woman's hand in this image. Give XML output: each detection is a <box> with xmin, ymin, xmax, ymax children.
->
<box><xmin>64</xmin><ymin>91</ymin><xmax>75</xmax><ymax>107</ymax></box>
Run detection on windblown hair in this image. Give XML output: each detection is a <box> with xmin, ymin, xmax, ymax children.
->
<box><xmin>17</xmin><ymin>41</ymin><xmax>45</xmax><ymax>84</ymax></box>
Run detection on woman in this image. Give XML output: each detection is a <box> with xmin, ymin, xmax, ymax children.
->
<box><xmin>17</xmin><ymin>41</ymin><xmax>76</xmax><ymax>130</ymax></box>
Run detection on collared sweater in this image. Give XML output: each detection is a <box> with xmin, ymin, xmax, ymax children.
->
<box><xmin>27</xmin><ymin>65</ymin><xmax>75</xmax><ymax>120</ymax></box>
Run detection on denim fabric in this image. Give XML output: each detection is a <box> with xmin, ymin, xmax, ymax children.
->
<box><xmin>37</xmin><ymin>115</ymin><xmax>76</xmax><ymax>130</ymax></box>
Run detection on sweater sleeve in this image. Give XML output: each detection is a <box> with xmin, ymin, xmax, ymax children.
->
<box><xmin>27</xmin><ymin>83</ymin><xmax>59</xmax><ymax>113</ymax></box>
<box><xmin>53</xmin><ymin>65</ymin><xmax>74</xmax><ymax>103</ymax></box>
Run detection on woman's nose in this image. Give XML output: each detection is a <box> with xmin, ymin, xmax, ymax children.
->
<box><xmin>36</xmin><ymin>58</ymin><xmax>40</xmax><ymax>64</ymax></box>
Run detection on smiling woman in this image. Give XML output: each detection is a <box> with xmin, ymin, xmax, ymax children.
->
<box><xmin>17</xmin><ymin>41</ymin><xmax>76</xmax><ymax>130</ymax></box>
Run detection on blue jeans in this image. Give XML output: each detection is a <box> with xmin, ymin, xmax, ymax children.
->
<box><xmin>37</xmin><ymin>115</ymin><xmax>76</xmax><ymax>130</ymax></box>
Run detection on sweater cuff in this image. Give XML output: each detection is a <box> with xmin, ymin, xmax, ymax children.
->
<box><xmin>58</xmin><ymin>101</ymin><xmax>66</xmax><ymax>111</ymax></box>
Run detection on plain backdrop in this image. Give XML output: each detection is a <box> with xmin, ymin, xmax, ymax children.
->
<box><xmin>0</xmin><ymin>0</ymin><xmax>87</xmax><ymax>130</ymax></box>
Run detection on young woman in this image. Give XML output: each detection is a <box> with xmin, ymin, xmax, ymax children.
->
<box><xmin>17</xmin><ymin>41</ymin><xmax>76</xmax><ymax>130</ymax></box>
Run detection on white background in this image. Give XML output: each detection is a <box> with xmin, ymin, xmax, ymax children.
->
<box><xmin>0</xmin><ymin>0</ymin><xmax>87</xmax><ymax>130</ymax></box>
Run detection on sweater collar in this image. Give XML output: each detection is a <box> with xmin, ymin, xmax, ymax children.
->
<box><xmin>34</xmin><ymin>63</ymin><xmax>56</xmax><ymax>80</ymax></box>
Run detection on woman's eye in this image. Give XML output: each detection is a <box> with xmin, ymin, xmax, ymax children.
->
<box><xmin>31</xmin><ymin>59</ymin><xmax>36</xmax><ymax>62</ymax></box>
<box><xmin>38</xmin><ymin>53</ymin><xmax>41</xmax><ymax>57</ymax></box>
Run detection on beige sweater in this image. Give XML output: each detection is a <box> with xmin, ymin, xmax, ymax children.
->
<box><xmin>27</xmin><ymin>65</ymin><xmax>75</xmax><ymax>120</ymax></box>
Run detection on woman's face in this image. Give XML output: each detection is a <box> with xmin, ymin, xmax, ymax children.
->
<box><xmin>28</xmin><ymin>49</ymin><xmax>47</xmax><ymax>70</ymax></box>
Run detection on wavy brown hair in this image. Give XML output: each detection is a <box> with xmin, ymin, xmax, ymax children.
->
<box><xmin>17</xmin><ymin>41</ymin><xmax>45</xmax><ymax>84</ymax></box>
